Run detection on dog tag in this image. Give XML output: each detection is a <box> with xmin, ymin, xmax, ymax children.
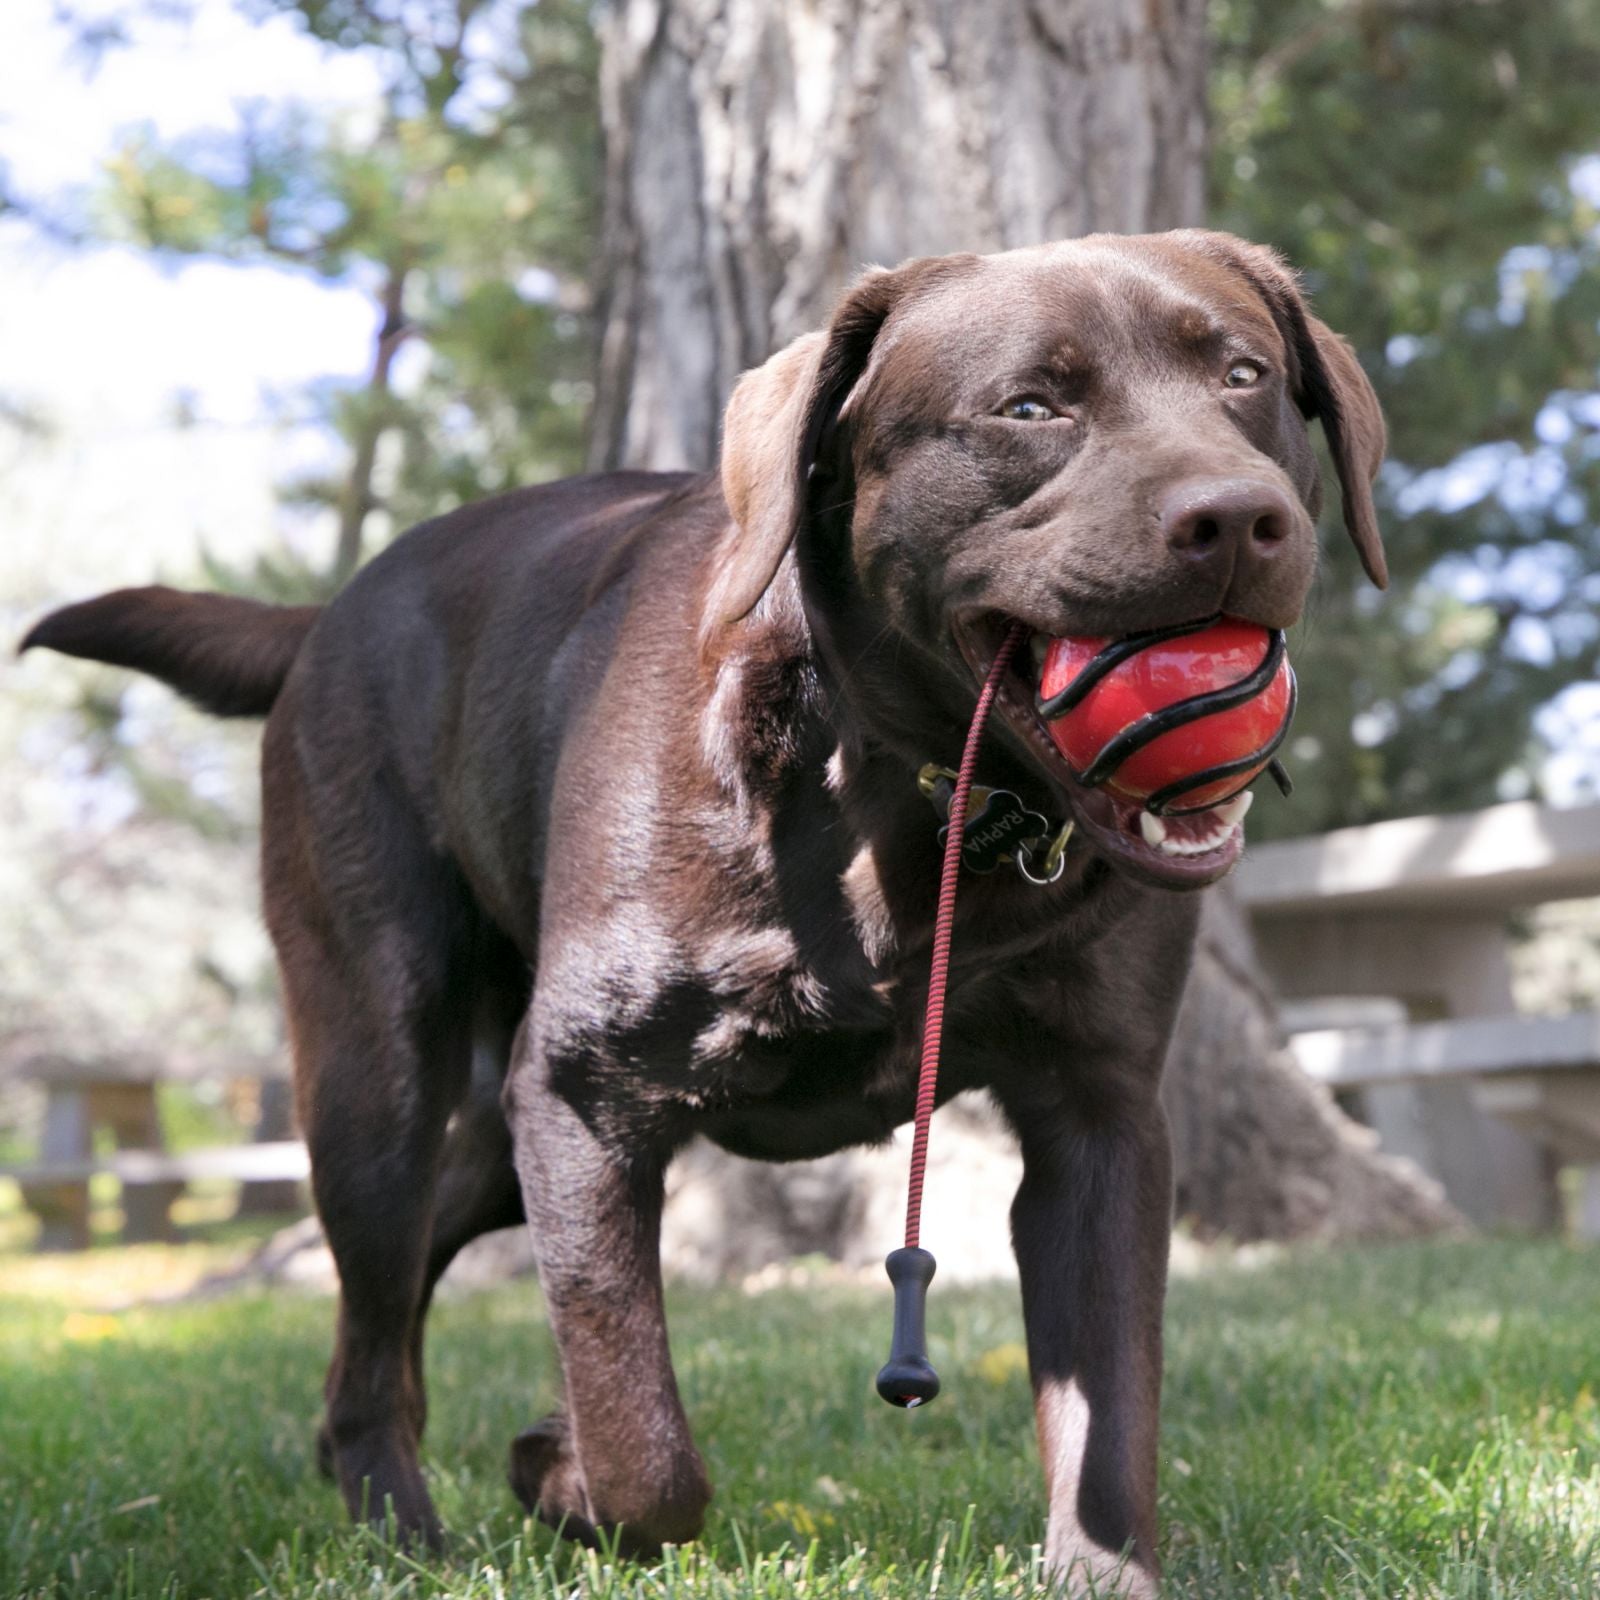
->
<box><xmin>939</xmin><ymin>788</ymin><xmax>1050</xmax><ymax>874</ymax></box>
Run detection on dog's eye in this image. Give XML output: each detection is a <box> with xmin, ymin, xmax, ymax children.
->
<box><xmin>1224</xmin><ymin>362</ymin><xmax>1263</xmax><ymax>389</ymax></box>
<box><xmin>997</xmin><ymin>397</ymin><xmax>1059</xmax><ymax>421</ymax></box>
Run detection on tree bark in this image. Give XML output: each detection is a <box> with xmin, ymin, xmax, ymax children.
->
<box><xmin>589</xmin><ymin>0</ymin><xmax>1457</xmax><ymax>1243</ymax></box>
<box><xmin>589</xmin><ymin>0</ymin><xmax>1208</xmax><ymax>472</ymax></box>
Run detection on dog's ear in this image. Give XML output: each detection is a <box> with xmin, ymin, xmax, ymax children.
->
<box><xmin>1182</xmin><ymin>232</ymin><xmax>1389</xmax><ymax>589</ymax></box>
<box><xmin>710</xmin><ymin>264</ymin><xmax>934</xmax><ymax>630</ymax></box>
<box><xmin>712</xmin><ymin>330</ymin><xmax>831</xmax><ymax>628</ymax></box>
<box><xmin>1285</xmin><ymin>299</ymin><xmax>1389</xmax><ymax>590</ymax></box>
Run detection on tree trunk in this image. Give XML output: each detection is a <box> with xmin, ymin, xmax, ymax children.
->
<box><xmin>332</xmin><ymin>265</ymin><xmax>410</xmax><ymax>585</ymax></box>
<box><xmin>589</xmin><ymin>0</ymin><xmax>1207</xmax><ymax>472</ymax></box>
<box><xmin>589</xmin><ymin>0</ymin><xmax>1457</xmax><ymax>1245</ymax></box>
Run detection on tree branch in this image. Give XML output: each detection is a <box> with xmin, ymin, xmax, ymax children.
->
<box><xmin>332</xmin><ymin>264</ymin><xmax>412</xmax><ymax>584</ymax></box>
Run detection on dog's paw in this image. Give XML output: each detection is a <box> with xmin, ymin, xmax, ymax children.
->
<box><xmin>508</xmin><ymin>1415</ymin><xmax>601</xmax><ymax>1546</ymax></box>
<box><xmin>325</xmin><ymin>1420</ymin><xmax>445</xmax><ymax>1552</ymax></box>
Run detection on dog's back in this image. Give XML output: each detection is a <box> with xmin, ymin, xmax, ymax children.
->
<box><xmin>22</xmin><ymin>466</ymin><xmax>707</xmax><ymax>987</ymax></box>
<box><xmin>21</xmin><ymin>468</ymin><xmax>697</xmax><ymax>735</ymax></box>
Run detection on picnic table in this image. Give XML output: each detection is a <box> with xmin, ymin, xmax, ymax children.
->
<box><xmin>1235</xmin><ymin>799</ymin><xmax>1600</xmax><ymax>1235</ymax></box>
<box><xmin>3</xmin><ymin>1051</ymin><xmax>306</xmax><ymax>1250</ymax></box>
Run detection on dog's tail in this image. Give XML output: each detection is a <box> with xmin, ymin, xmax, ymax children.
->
<box><xmin>19</xmin><ymin>586</ymin><xmax>321</xmax><ymax>717</ymax></box>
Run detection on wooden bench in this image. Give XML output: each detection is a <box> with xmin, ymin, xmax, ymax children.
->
<box><xmin>4</xmin><ymin>1053</ymin><xmax>302</xmax><ymax>1250</ymax></box>
<box><xmin>1236</xmin><ymin>799</ymin><xmax>1600</xmax><ymax>1234</ymax></box>
<box><xmin>1290</xmin><ymin>1010</ymin><xmax>1600</xmax><ymax>1092</ymax></box>
<box><xmin>3</xmin><ymin>1143</ymin><xmax>310</xmax><ymax>1188</ymax></box>
<box><xmin>1288</xmin><ymin>1010</ymin><xmax>1600</xmax><ymax>1237</ymax></box>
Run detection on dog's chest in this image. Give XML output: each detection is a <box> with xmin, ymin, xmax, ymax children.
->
<box><xmin>684</xmin><ymin>915</ymin><xmax>899</xmax><ymax>1077</ymax></box>
<box><xmin>620</xmin><ymin>764</ymin><xmax>1066</xmax><ymax>1151</ymax></box>
<box><xmin>658</xmin><ymin>848</ymin><xmax>926</xmax><ymax>1151</ymax></box>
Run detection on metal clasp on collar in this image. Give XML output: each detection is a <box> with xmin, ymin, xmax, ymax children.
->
<box><xmin>917</xmin><ymin>763</ymin><xmax>1073</xmax><ymax>887</ymax></box>
<box><xmin>1016</xmin><ymin>821</ymin><xmax>1072</xmax><ymax>884</ymax></box>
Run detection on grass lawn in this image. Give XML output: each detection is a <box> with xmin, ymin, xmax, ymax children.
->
<box><xmin>2</xmin><ymin>1238</ymin><xmax>1598</xmax><ymax>1598</ymax></box>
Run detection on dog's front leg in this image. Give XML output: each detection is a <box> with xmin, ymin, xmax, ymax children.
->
<box><xmin>999</xmin><ymin>1080</ymin><xmax>1172</xmax><ymax>1599</ymax></box>
<box><xmin>503</xmin><ymin>1032</ymin><xmax>711</xmax><ymax>1554</ymax></box>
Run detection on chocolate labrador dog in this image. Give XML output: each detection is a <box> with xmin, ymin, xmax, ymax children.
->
<box><xmin>23</xmin><ymin>229</ymin><xmax>1384</xmax><ymax>1595</ymax></box>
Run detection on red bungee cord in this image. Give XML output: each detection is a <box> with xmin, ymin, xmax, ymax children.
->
<box><xmin>877</xmin><ymin>620</ymin><xmax>1028</xmax><ymax>1408</ymax></box>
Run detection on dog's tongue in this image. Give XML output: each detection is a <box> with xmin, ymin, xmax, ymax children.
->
<box><xmin>1034</xmin><ymin>619</ymin><xmax>1293</xmax><ymax>815</ymax></box>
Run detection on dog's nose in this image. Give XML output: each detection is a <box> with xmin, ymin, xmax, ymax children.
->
<box><xmin>1160</xmin><ymin>478</ymin><xmax>1295</xmax><ymax>564</ymax></box>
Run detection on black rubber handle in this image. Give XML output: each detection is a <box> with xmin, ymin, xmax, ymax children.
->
<box><xmin>876</xmin><ymin>1246</ymin><xmax>940</xmax><ymax>1407</ymax></box>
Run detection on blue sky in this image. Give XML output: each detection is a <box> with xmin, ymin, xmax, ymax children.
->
<box><xmin>0</xmin><ymin>1</ymin><xmax>379</xmax><ymax>426</ymax></box>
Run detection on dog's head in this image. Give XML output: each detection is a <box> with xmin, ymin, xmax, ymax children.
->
<box><xmin>710</xmin><ymin>231</ymin><xmax>1386</xmax><ymax>888</ymax></box>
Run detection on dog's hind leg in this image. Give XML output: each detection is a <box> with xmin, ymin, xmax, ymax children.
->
<box><xmin>264</xmin><ymin>722</ymin><xmax>477</xmax><ymax>1548</ymax></box>
<box><xmin>501</xmin><ymin>1023</ymin><xmax>711</xmax><ymax>1555</ymax></box>
<box><xmin>402</xmin><ymin>1001</ymin><xmax>530</xmax><ymax>1447</ymax></box>
<box><xmin>420</xmin><ymin>964</ymin><xmax>529</xmax><ymax>1297</ymax></box>
<box><xmin>281</xmin><ymin>943</ymin><xmax>473</xmax><ymax>1546</ymax></box>
<box><xmin>305</xmin><ymin>973</ymin><xmax>523</xmax><ymax>1490</ymax></box>
<box><xmin>424</xmin><ymin>1075</ymin><xmax>525</xmax><ymax>1287</ymax></box>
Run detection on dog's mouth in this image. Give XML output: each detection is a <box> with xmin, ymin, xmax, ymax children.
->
<box><xmin>953</xmin><ymin>615</ymin><xmax>1250</xmax><ymax>889</ymax></box>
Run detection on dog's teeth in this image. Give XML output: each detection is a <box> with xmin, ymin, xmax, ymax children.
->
<box><xmin>1155</xmin><ymin>819</ymin><xmax>1230</xmax><ymax>857</ymax></box>
<box><xmin>1029</xmin><ymin>633</ymin><xmax>1049</xmax><ymax>671</ymax></box>
<box><xmin>1139</xmin><ymin>811</ymin><xmax>1168</xmax><ymax>847</ymax></box>
<box><xmin>1215</xmin><ymin>791</ymin><xmax>1254</xmax><ymax>828</ymax></box>
<box><xmin>1158</xmin><ymin>829</ymin><xmax>1226</xmax><ymax>857</ymax></box>
<box><xmin>1144</xmin><ymin>791</ymin><xmax>1255</xmax><ymax>859</ymax></box>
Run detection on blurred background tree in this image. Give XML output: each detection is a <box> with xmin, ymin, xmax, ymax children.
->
<box><xmin>91</xmin><ymin>0</ymin><xmax>599</xmax><ymax>595</ymax></box>
<box><xmin>58</xmin><ymin>0</ymin><xmax>1600</xmax><ymax>831</ymax></box>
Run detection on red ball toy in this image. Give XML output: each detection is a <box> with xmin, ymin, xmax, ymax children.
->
<box><xmin>1037</xmin><ymin>617</ymin><xmax>1294</xmax><ymax>814</ymax></box>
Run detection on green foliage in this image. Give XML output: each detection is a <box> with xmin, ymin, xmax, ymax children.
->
<box><xmin>1212</xmin><ymin>0</ymin><xmax>1600</xmax><ymax>834</ymax></box>
<box><xmin>94</xmin><ymin>0</ymin><xmax>600</xmax><ymax>592</ymax></box>
<box><xmin>2</xmin><ymin>1241</ymin><xmax>1599</xmax><ymax>1597</ymax></box>
<box><xmin>73</xmin><ymin>0</ymin><xmax>1600</xmax><ymax>831</ymax></box>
